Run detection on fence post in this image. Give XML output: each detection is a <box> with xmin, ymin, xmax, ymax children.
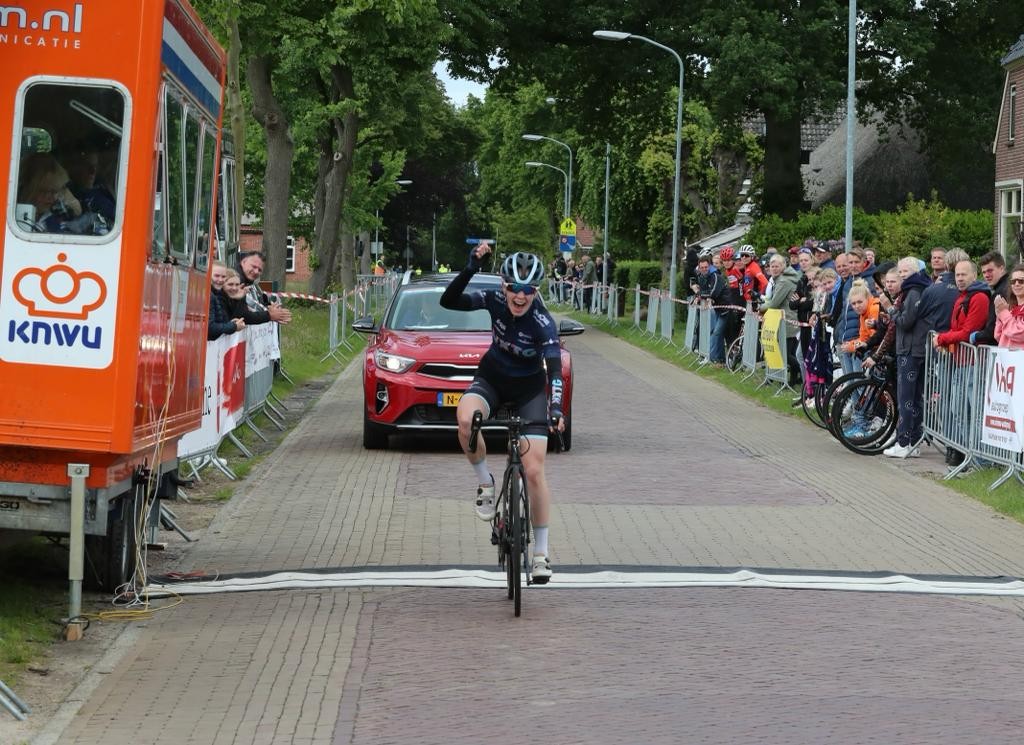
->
<box><xmin>633</xmin><ymin>285</ymin><xmax>642</xmax><ymax>329</ymax></box>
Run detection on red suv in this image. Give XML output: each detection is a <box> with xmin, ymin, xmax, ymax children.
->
<box><xmin>353</xmin><ymin>273</ymin><xmax>584</xmax><ymax>450</ymax></box>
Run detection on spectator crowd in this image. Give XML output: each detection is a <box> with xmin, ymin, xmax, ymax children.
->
<box><xmin>687</xmin><ymin>239</ymin><xmax>1024</xmax><ymax>465</ymax></box>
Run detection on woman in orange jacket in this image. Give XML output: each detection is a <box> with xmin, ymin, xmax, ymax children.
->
<box><xmin>841</xmin><ymin>279</ymin><xmax>881</xmax><ymax>356</ymax></box>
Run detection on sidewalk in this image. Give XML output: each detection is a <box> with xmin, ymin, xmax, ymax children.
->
<box><xmin>38</xmin><ymin>322</ymin><xmax>1024</xmax><ymax>744</ymax></box>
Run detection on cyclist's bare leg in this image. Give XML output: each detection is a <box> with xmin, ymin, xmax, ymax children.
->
<box><xmin>520</xmin><ymin>436</ymin><xmax>550</xmax><ymax>535</ymax></box>
<box><xmin>456</xmin><ymin>393</ymin><xmax>489</xmax><ymax>466</ymax></box>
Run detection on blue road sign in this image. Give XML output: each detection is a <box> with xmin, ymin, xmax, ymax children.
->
<box><xmin>465</xmin><ymin>238</ymin><xmax>496</xmax><ymax>244</ymax></box>
<box><xmin>559</xmin><ymin>234</ymin><xmax>576</xmax><ymax>249</ymax></box>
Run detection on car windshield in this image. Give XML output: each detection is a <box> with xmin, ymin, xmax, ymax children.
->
<box><xmin>388</xmin><ymin>287</ymin><xmax>492</xmax><ymax>332</ymax></box>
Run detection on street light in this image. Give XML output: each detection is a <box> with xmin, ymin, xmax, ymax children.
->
<box><xmin>523</xmin><ymin>134</ymin><xmax>573</xmax><ymax>220</ymax></box>
<box><xmin>594</xmin><ymin>29</ymin><xmax>684</xmax><ymax>302</ymax></box>
<box><xmin>525</xmin><ymin>161</ymin><xmax>569</xmax><ymax>219</ymax></box>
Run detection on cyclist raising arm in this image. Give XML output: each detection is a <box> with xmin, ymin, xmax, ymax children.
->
<box><xmin>440</xmin><ymin>242</ymin><xmax>564</xmax><ymax>584</ymax></box>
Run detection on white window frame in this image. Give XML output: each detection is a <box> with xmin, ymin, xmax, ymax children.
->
<box><xmin>1011</xmin><ymin>84</ymin><xmax>1017</xmax><ymax>144</ymax></box>
<box><xmin>285</xmin><ymin>234</ymin><xmax>295</xmax><ymax>273</ymax></box>
<box><xmin>997</xmin><ymin>179</ymin><xmax>1023</xmax><ymax>261</ymax></box>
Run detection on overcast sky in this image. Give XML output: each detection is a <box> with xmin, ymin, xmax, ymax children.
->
<box><xmin>434</xmin><ymin>61</ymin><xmax>487</xmax><ymax>107</ymax></box>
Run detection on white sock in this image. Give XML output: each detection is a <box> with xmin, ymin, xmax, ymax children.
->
<box><xmin>472</xmin><ymin>459</ymin><xmax>491</xmax><ymax>486</ymax></box>
<box><xmin>533</xmin><ymin>526</ymin><xmax>548</xmax><ymax>556</ymax></box>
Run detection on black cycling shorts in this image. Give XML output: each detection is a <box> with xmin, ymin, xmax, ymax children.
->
<box><xmin>463</xmin><ymin>368</ymin><xmax>549</xmax><ymax>438</ymax></box>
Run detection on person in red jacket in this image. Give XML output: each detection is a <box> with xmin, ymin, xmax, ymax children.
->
<box><xmin>738</xmin><ymin>244</ymin><xmax>768</xmax><ymax>307</ymax></box>
<box><xmin>933</xmin><ymin>259</ymin><xmax>990</xmax><ymax>469</ymax></box>
<box><xmin>933</xmin><ymin>260</ymin><xmax>991</xmax><ymax>351</ymax></box>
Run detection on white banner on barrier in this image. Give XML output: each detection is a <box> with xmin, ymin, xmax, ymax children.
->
<box><xmin>245</xmin><ymin>322</ymin><xmax>280</xmax><ymax>376</ymax></box>
<box><xmin>178</xmin><ymin>332</ymin><xmax>247</xmax><ymax>459</ymax></box>
<box><xmin>981</xmin><ymin>347</ymin><xmax>1024</xmax><ymax>452</ymax></box>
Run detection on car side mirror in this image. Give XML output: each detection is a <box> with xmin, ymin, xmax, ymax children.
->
<box><xmin>352</xmin><ymin>316</ymin><xmax>379</xmax><ymax>334</ymax></box>
<box><xmin>558</xmin><ymin>319</ymin><xmax>585</xmax><ymax>337</ymax></box>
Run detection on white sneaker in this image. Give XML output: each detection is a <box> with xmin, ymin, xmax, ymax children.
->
<box><xmin>475</xmin><ymin>478</ymin><xmax>496</xmax><ymax>521</ymax></box>
<box><xmin>883</xmin><ymin>443</ymin><xmax>919</xmax><ymax>459</ymax></box>
<box><xmin>531</xmin><ymin>555</ymin><xmax>552</xmax><ymax>584</ymax></box>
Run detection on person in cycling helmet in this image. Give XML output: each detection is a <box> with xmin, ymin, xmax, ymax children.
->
<box><xmin>439</xmin><ymin>241</ymin><xmax>565</xmax><ymax>583</ymax></box>
<box><xmin>738</xmin><ymin>243</ymin><xmax>768</xmax><ymax>307</ymax></box>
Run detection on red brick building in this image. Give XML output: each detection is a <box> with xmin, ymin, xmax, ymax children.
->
<box><xmin>995</xmin><ymin>35</ymin><xmax>1024</xmax><ymax>261</ymax></box>
<box><xmin>239</xmin><ymin>225</ymin><xmax>314</xmax><ymax>287</ymax></box>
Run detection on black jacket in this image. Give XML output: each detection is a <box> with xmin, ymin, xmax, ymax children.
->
<box><xmin>918</xmin><ymin>270</ymin><xmax>958</xmax><ymax>334</ymax></box>
<box><xmin>889</xmin><ymin>271</ymin><xmax>932</xmax><ymax>357</ymax></box>
<box><xmin>973</xmin><ymin>272</ymin><xmax>1009</xmax><ymax>346</ymax></box>
<box><xmin>207</xmin><ymin>288</ymin><xmax>238</xmax><ymax>340</ymax></box>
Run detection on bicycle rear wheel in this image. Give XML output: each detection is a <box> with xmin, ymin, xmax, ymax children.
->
<box><xmin>823</xmin><ymin>372</ymin><xmax>865</xmax><ymax>438</ymax></box>
<box><xmin>801</xmin><ymin>383</ymin><xmax>826</xmax><ymax>429</ymax></box>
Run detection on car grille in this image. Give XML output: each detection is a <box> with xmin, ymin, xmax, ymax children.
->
<box><xmin>418</xmin><ymin>363</ymin><xmax>478</xmax><ymax>381</ymax></box>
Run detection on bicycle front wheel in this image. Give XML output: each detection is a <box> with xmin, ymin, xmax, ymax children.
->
<box><xmin>507</xmin><ymin>467</ymin><xmax>523</xmax><ymax>617</ymax></box>
<box><xmin>832</xmin><ymin>379</ymin><xmax>897</xmax><ymax>455</ymax></box>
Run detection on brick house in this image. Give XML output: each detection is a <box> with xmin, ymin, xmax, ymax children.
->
<box><xmin>239</xmin><ymin>223</ymin><xmax>314</xmax><ymax>287</ymax></box>
<box><xmin>995</xmin><ymin>35</ymin><xmax>1024</xmax><ymax>262</ymax></box>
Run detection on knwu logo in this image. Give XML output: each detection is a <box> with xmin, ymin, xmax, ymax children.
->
<box><xmin>8</xmin><ymin>252</ymin><xmax>105</xmax><ymax>349</ymax></box>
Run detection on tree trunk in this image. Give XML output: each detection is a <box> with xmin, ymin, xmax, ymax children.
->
<box><xmin>227</xmin><ymin>16</ymin><xmax>245</xmax><ymax>238</ymax></box>
<box><xmin>308</xmin><ymin>64</ymin><xmax>360</xmax><ymax>296</ymax></box>
<box><xmin>359</xmin><ymin>229</ymin><xmax>372</xmax><ymax>276</ymax></box>
<box><xmin>246</xmin><ymin>54</ymin><xmax>293</xmax><ymax>287</ymax></box>
<box><xmin>762</xmin><ymin>109</ymin><xmax>805</xmax><ymax>219</ymax></box>
<box><xmin>339</xmin><ymin>230</ymin><xmax>355</xmax><ymax>290</ymax></box>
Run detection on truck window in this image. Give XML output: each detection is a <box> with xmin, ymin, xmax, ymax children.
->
<box><xmin>12</xmin><ymin>81</ymin><xmax>127</xmax><ymax>240</ymax></box>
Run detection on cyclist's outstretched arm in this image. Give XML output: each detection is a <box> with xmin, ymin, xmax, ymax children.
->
<box><xmin>441</xmin><ymin>243</ymin><xmax>491</xmax><ymax>310</ymax></box>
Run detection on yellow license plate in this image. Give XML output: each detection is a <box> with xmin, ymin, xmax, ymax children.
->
<box><xmin>437</xmin><ymin>392</ymin><xmax>462</xmax><ymax>407</ymax></box>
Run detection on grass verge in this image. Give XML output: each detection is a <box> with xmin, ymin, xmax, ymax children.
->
<box><xmin>562</xmin><ymin>306</ymin><xmax>1024</xmax><ymax>525</ymax></box>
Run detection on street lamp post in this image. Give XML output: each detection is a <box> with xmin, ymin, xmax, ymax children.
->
<box><xmin>525</xmin><ymin>161</ymin><xmax>569</xmax><ymax>220</ymax></box>
<box><xmin>523</xmin><ymin>134</ymin><xmax>573</xmax><ymax>220</ymax></box>
<box><xmin>603</xmin><ymin>142</ymin><xmax>611</xmax><ymax>301</ymax></box>
<box><xmin>594</xmin><ymin>29</ymin><xmax>684</xmax><ymax>303</ymax></box>
<box><xmin>844</xmin><ymin>0</ymin><xmax>856</xmax><ymax>254</ymax></box>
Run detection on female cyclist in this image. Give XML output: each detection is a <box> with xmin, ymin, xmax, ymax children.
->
<box><xmin>440</xmin><ymin>242</ymin><xmax>565</xmax><ymax>583</ymax></box>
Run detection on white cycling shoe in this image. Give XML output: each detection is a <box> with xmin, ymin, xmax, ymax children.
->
<box><xmin>475</xmin><ymin>478</ymin><xmax>496</xmax><ymax>521</ymax></box>
<box><xmin>531</xmin><ymin>555</ymin><xmax>552</xmax><ymax>584</ymax></box>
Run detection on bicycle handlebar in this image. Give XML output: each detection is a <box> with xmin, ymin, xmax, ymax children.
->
<box><xmin>467</xmin><ymin>411</ymin><xmax>565</xmax><ymax>452</ymax></box>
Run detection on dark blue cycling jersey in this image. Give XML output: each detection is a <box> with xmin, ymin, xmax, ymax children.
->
<box><xmin>440</xmin><ymin>266</ymin><xmax>564</xmax><ymax>411</ymax></box>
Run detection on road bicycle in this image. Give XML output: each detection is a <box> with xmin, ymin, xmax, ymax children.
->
<box><xmin>468</xmin><ymin>410</ymin><xmax>559</xmax><ymax>617</ymax></box>
<box><xmin>827</xmin><ymin>360</ymin><xmax>898</xmax><ymax>455</ymax></box>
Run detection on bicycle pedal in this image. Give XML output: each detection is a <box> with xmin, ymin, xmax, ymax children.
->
<box><xmin>490</xmin><ymin>528</ymin><xmax>500</xmax><ymax>546</ymax></box>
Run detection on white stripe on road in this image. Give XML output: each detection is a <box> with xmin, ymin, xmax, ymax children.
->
<box><xmin>146</xmin><ymin>568</ymin><xmax>1024</xmax><ymax>598</ymax></box>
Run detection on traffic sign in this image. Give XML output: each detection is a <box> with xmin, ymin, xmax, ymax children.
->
<box><xmin>559</xmin><ymin>217</ymin><xmax>577</xmax><ymax>236</ymax></box>
<box><xmin>559</xmin><ymin>234</ymin><xmax>576</xmax><ymax>249</ymax></box>
<box><xmin>465</xmin><ymin>237</ymin><xmax>496</xmax><ymax>244</ymax></box>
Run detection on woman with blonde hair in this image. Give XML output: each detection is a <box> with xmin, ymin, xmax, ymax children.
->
<box><xmin>841</xmin><ymin>279</ymin><xmax>881</xmax><ymax>357</ymax></box>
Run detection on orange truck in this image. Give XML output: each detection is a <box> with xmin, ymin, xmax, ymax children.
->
<box><xmin>0</xmin><ymin>0</ymin><xmax>230</xmax><ymax>596</ymax></box>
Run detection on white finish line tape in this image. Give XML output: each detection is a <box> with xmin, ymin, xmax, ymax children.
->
<box><xmin>145</xmin><ymin>568</ymin><xmax>1024</xmax><ymax>598</ymax></box>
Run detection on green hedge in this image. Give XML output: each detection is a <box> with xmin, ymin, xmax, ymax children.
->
<box><xmin>745</xmin><ymin>198</ymin><xmax>994</xmax><ymax>263</ymax></box>
<box><xmin>614</xmin><ymin>260</ymin><xmax>662</xmax><ymax>290</ymax></box>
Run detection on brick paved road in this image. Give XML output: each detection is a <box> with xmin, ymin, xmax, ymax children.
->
<box><xmin>51</xmin><ymin>322</ymin><xmax>1024</xmax><ymax>744</ymax></box>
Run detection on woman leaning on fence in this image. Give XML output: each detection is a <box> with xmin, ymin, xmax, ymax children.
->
<box><xmin>994</xmin><ymin>264</ymin><xmax>1024</xmax><ymax>348</ymax></box>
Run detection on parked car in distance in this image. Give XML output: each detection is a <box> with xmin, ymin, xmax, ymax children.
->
<box><xmin>353</xmin><ymin>272</ymin><xmax>584</xmax><ymax>451</ymax></box>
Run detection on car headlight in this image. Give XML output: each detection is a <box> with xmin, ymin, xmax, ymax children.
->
<box><xmin>374</xmin><ymin>350</ymin><xmax>416</xmax><ymax>373</ymax></box>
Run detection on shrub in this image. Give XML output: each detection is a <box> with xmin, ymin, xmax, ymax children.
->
<box><xmin>747</xmin><ymin>197</ymin><xmax>994</xmax><ymax>262</ymax></box>
<box><xmin>614</xmin><ymin>260</ymin><xmax>662</xmax><ymax>290</ymax></box>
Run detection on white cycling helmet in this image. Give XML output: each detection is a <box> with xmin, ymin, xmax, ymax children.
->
<box><xmin>500</xmin><ymin>252</ymin><xmax>545</xmax><ymax>286</ymax></box>
<box><xmin>738</xmin><ymin>244</ymin><xmax>756</xmax><ymax>257</ymax></box>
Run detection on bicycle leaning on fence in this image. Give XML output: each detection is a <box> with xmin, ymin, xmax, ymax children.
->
<box><xmin>468</xmin><ymin>409</ymin><xmax>559</xmax><ymax>617</ymax></box>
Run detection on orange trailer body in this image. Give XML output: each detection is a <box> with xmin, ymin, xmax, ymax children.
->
<box><xmin>0</xmin><ymin>1</ymin><xmax>225</xmax><ymax>526</ymax></box>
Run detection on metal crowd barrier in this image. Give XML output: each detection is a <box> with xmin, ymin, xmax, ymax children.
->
<box><xmin>680</xmin><ymin>302</ymin><xmax>697</xmax><ymax>356</ymax></box>
<box><xmin>739</xmin><ymin>306</ymin><xmax>761</xmax><ymax>381</ymax></box>
<box><xmin>645</xmin><ymin>289</ymin><xmax>660</xmax><ymax>337</ymax></box>
<box><xmin>923</xmin><ymin>339</ymin><xmax>981</xmax><ymax>478</ymax></box>
<box><xmin>694</xmin><ymin>301</ymin><xmax>712</xmax><ymax>365</ymax></box>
